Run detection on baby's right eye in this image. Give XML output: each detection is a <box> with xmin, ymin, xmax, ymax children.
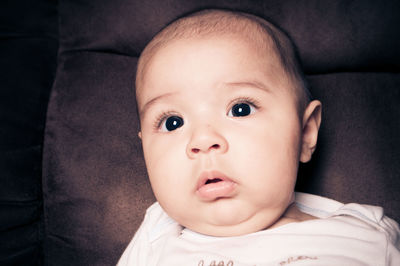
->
<box><xmin>160</xmin><ymin>116</ymin><xmax>184</xmax><ymax>132</ymax></box>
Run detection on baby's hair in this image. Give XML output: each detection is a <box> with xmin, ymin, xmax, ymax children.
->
<box><xmin>136</xmin><ymin>9</ymin><xmax>311</xmax><ymax>114</ymax></box>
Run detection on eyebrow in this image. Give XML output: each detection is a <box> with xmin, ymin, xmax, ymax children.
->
<box><xmin>139</xmin><ymin>92</ymin><xmax>177</xmax><ymax>119</ymax></box>
<box><xmin>223</xmin><ymin>80</ymin><xmax>271</xmax><ymax>93</ymax></box>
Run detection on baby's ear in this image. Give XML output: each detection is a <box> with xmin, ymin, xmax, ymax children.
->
<box><xmin>300</xmin><ymin>100</ymin><xmax>322</xmax><ymax>163</ymax></box>
<box><xmin>138</xmin><ymin>131</ymin><xmax>142</xmax><ymax>139</ymax></box>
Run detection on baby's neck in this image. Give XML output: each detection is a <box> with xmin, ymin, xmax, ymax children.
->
<box><xmin>268</xmin><ymin>203</ymin><xmax>317</xmax><ymax>230</ymax></box>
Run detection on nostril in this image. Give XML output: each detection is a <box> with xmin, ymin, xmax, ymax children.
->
<box><xmin>211</xmin><ymin>144</ymin><xmax>220</xmax><ymax>149</ymax></box>
<box><xmin>192</xmin><ymin>148</ymin><xmax>200</xmax><ymax>153</ymax></box>
<box><xmin>190</xmin><ymin>144</ymin><xmax>220</xmax><ymax>155</ymax></box>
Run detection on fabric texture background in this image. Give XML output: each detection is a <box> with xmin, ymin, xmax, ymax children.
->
<box><xmin>0</xmin><ymin>0</ymin><xmax>58</xmax><ymax>265</ymax></box>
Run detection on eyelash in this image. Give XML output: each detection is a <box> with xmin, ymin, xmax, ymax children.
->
<box><xmin>228</xmin><ymin>96</ymin><xmax>260</xmax><ymax>112</ymax></box>
<box><xmin>152</xmin><ymin>96</ymin><xmax>261</xmax><ymax>130</ymax></box>
<box><xmin>153</xmin><ymin>110</ymin><xmax>178</xmax><ymax>130</ymax></box>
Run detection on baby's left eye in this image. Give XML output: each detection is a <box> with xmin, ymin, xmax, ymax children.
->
<box><xmin>228</xmin><ymin>103</ymin><xmax>256</xmax><ymax>117</ymax></box>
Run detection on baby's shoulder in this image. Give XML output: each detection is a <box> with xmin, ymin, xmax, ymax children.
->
<box><xmin>296</xmin><ymin>192</ymin><xmax>400</xmax><ymax>244</ymax></box>
<box><xmin>142</xmin><ymin>202</ymin><xmax>182</xmax><ymax>242</ymax></box>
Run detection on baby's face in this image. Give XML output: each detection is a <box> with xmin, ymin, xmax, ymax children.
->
<box><xmin>137</xmin><ymin>35</ymin><xmax>306</xmax><ymax>236</ymax></box>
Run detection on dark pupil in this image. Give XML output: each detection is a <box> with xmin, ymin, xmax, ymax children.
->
<box><xmin>232</xmin><ymin>103</ymin><xmax>251</xmax><ymax>117</ymax></box>
<box><xmin>166</xmin><ymin>116</ymin><xmax>183</xmax><ymax>131</ymax></box>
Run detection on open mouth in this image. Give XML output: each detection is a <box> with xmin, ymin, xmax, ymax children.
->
<box><xmin>205</xmin><ymin>178</ymin><xmax>223</xmax><ymax>185</ymax></box>
<box><xmin>196</xmin><ymin>171</ymin><xmax>236</xmax><ymax>201</ymax></box>
<box><xmin>197</xmin><ymin>172</ymin><xmax>228</xmax><ymax>189</ymax></box>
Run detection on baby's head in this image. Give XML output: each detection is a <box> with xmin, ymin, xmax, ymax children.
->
<box><xmin>136</xmin><ymin>9</ymin><xmax>322</xmax><ymax>236</ymax></box>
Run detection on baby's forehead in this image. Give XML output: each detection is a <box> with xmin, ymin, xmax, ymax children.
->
<box><xmin>144</xmin><ymin>33</ymin><xmax>276</xmax><ymax>76</ymax></box>
<box><xmin>137</xmin><ymin>34</ymin><xmax>284</xmax><ymax>95</ymax></box>
<box><xmin>137</xmin><ymin>36</ymin><xmax>287</xmax><ymax>105</ymax></box>
<box><xmin>148</xmin><ymin>30</ymin><xmax>278</xmax><ymax>73</ymax></box>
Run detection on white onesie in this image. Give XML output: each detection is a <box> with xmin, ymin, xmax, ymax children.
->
<box><xmin>118</xmin><ymin>192</ymin><xmax>400</xmax><ymax>266</ymax></box>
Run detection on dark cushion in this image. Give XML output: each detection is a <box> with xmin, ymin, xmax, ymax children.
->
<box><xmin>0</xmin><ymin>0</ymin><xmax>58</xmax><ymax>265</ymax></box>
<box><xmin>297</xmin><ymin>72</ymin><xmax>400</xmax><ymax>220</ymax></box>
<box><xmin>43</xmin><ymin>53</ymin><xmax>155</xmax><ymax>265</ymax></box>
<box><xmin>43</xmin><ymin>0</ymin><xmax>400</xmax><ymax>265</ymax></box>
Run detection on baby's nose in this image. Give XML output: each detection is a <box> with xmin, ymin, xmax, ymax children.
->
<box><xmin>186</xmin><ymin>125</ymin><xmax>228</xmax><ymax>159</ymax></box>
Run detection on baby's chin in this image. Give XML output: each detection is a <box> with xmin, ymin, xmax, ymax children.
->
<box><xmin>179</xmin><ymin>208</ymin><xmax>280</xmax><ymax>237</ymax></box>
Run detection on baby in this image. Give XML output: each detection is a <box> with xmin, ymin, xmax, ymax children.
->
<box><xmin>118</xmin><ymin>9</ymin><xmax>400</xmax><ymax>265</ymax></box>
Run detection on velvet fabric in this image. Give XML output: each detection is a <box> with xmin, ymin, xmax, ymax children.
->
<box><xmin>0</xmin><ymin>0</ymin><xmax>58</xmax><ymax>265</ymax></box>
<box><xmin>0</xmin><ymin>0</ymin><xmax>399</xmax><ymax>265</ymax></box>
<box><xmin>43</xmin><ymin>54</ymin><xmax>154</xmax><ymax>265</ymax></box>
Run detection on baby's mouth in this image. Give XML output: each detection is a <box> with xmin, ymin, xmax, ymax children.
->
<box><xmin>205</xmin><ymin>178</ymin><xmax>223</xmax><ymax>184</ymax></box>
<box><xmin>196</xmin><ymin>171</ymin><xmax>236</xmax><ymax>201</ymax></box>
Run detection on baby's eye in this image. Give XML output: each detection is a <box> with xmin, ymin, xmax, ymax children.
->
<box><xmin>161</xmin><ymin>116</ymin><xmax>184</xmax><ymax>131</ymax></box>
<box><xmin>228</xmin><ymin>103</ymin><xmax>256</xmax><ymax>117</ymax></box>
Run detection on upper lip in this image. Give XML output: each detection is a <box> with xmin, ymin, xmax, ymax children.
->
<box><xmin>196</xmin><ymin>170</ymin><xmax>233</xmax><ymax>190</ymax></box>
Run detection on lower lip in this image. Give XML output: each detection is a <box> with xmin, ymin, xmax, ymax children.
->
<box><xmin>196</xmin><ymin>180</ymin><xmax>236</xmax><ymax>201</ymax></box>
